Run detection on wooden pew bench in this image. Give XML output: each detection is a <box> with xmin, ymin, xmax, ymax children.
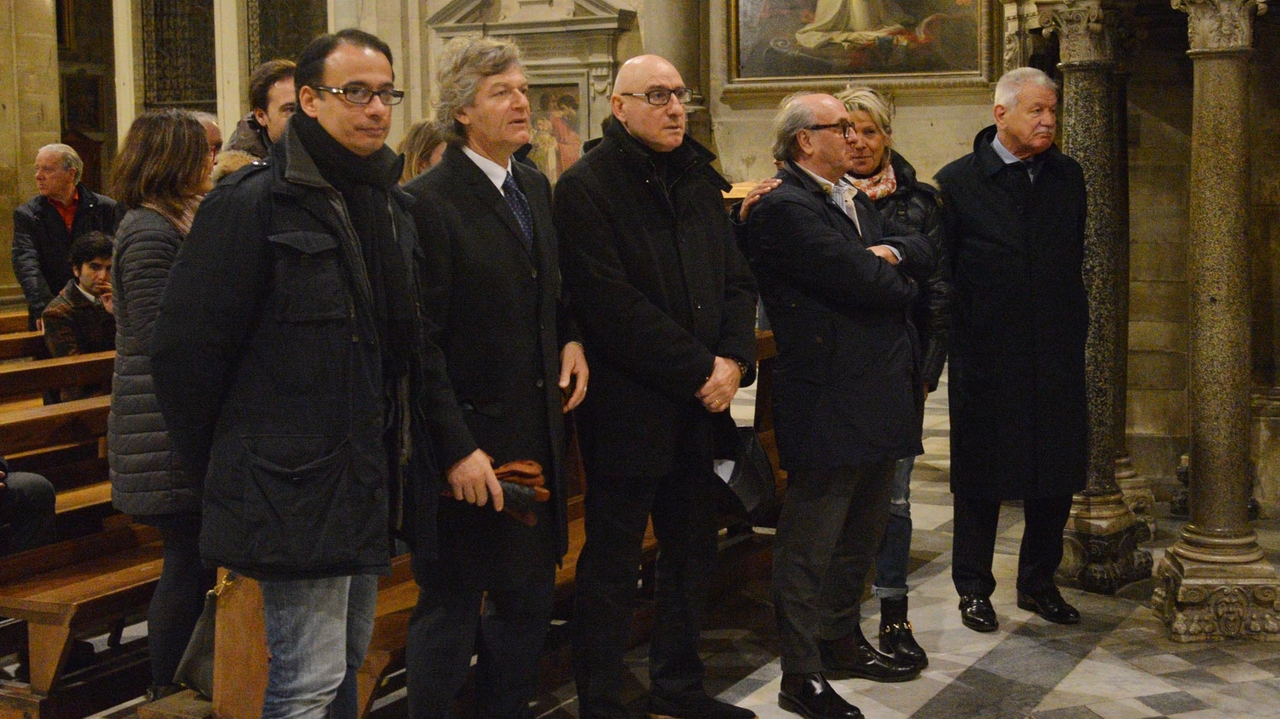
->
<box><xmin>0</xmin><ymin>395</ymin><xmax>114</xmax><ymax>522</ymax></box>
<box><xmin>0</xmin><ymin>310</ymin><xmax>29</xmax><ymax>334</ymax></box>
<box><xmin>0</xmin><ymin>332</ymin><xmax>50</xmax><ymax>362</ymax></box>
<box><xmin>0</xmin><ymin>351</ymin><xmax>114</xmax><ymax>402</ymax></box>
<box><xmin>0</xmin><ymin>523</ymin><xmax>162</xmax><ymax>694</ymax></box>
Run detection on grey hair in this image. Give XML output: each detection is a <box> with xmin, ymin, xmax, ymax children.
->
<box><xmin>191</xmin><ymin>111</ymin><xmax>220</xmax><ymax>128</ymax></box>
<box><xmin>994</xmin><ymin>67</ymin><xmax>1057</xmax><ymax>110</ymax></box>
<box><xmin>772</xmin><ymin>92</ymin><xmax>820</xmax><ymax>162</ymax></box>
<box><xmin>434</xmin><ymin>35</ymin><xmax>522</xmax><ymax>144</ymax></box>
<box><xmin>38</xmin><ymin>143</ymin><xmax>83</xmax><ymax>182</ymax></box>
<box><xmin>835</xmin><ymin>86</ymin><xmax>893</xmax><ymax>138</ymax></box>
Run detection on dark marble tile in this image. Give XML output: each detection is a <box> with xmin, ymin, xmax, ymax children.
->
<box><xmin>1254</xmin><ymin>657</ymin><xmax>1280</xmax><ymax>675</ymax></box>
<box><xmin>911</xmin><ymin>668</ymin><xmax>1055</xmax><ymax>719</ymax></box>
<box><xmin>1137</xmin><ymin>691</ymin><xmax>1209</xmax><ymax>715</ymax></box>
<box><xmin>1157</xmin><ymin>668</ymin><xmax>1229</xmax><ymax>689</ymax></box>
<box><xmin>1031</xmin><ymin>707</ymin><xmax>1106</xmax><ymax>719</ymax></box>
<box><xmin>1173</xmin><ymin>647</ymin><xmax>1241</xmax><ymax>667</ymax></box>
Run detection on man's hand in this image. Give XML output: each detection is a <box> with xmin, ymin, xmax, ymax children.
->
<box><xmin>738</xmin><ymin>178</ymin><xmax>782</xmax><ymax>222</ymax></box>
<box><xmin>560</xmin><ymin>341</ymin><xmax>588</xmax><ymax>412</ymax></box>
<box><xmin>34</xmin><ymin>317</ymin><xmax>43</xmax><ymax>333</ymax></box>
<box><xmin>100</xmin><ymin>289</ymin><xmax>114</xmax><ymax>315</ymax></box>
<box><xmin>447</xmin><ymin>449</ymin><xmax>504</xmax><ymax>511</ymax></box>
<box><xmin>867</xmin><ymin>245</ymin><xmax>900</xmax><ymax>265</ymax></box>
<box><xmin>696</xmin><ymin>356</ymin><xmax>743</xmax><ymax>413</ymax></box>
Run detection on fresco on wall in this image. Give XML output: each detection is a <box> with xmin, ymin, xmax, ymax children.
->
<box><xmin>734</xmin><ymin>0</ymin><xmax>982</xmax><ymax>79</ymax></box>
<box><xmin>528</xmin><ymin>85</ymin><xmax>584</xmax><ymax>185</ymax></box>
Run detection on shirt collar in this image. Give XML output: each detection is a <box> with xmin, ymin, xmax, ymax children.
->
<box><xmin>461</xmin><ymin>145</ymin><xmax>513</xmax><ymax>193</ymax></box>
<box><xmin>990</xmin><ymin>134</ymin><xmax>1023</xmax><ymax>165</ymax></box>
<box><xmin>74</xmin><ymin>282</ymin><xmax>97</xmax><ymax>304</ymax></box>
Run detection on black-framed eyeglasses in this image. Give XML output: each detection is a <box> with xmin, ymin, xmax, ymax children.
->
<box><xmin>806</xmin><ymin>120</ymin><xmax>852</xmax><ymax>139</ymax></box>
<box><xmin>314</xmin><ymin>84</ymin><xmax>405</xmax><ymax>106</ymax></box>
<box><xmin>620</xmin><ymin>87</ymin><xmax>694</xmax><ymax>106</ymax></box>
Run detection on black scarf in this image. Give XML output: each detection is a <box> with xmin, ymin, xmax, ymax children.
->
<box><xmin>292</xmin><ymin>113</ymin><xmax>415</xmax><ymax>379</ymax></box>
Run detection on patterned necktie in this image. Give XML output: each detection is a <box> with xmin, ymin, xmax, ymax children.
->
<box><xmin>502</xmin><ymin>173</ymin><xmax>535</xmax><ymax>253</ymax></box>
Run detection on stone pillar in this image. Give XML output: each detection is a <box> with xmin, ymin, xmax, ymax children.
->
<box><xmin>638</xmin><ymin>0</ymin><xmax>710</xmax><ymax>146</ymax></box>
<box><xmin>0</xmin><ymin>0</ymin><xmax>63</xmax><ymax>305</ymax></box>
<box><xmin>1039</xmin><ymin>0</ymin><xmax>1152</xmax><ymax>594</ymax></box>
<box><xmin>1153</xmin><ymin>0</ymin><xmax>1280</xmax><ymax>641</ymax></box>
<box><xmin>1004</xmin><ymin>0</ymin><xmax>1043</xmax><ymax>73</ymax></box>
<box><xmin>1110</xmin><ymin>20</ymin><xmax>1157</xmax><ymax>538</ymax></box>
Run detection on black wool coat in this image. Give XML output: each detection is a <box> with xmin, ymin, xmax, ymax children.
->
<box><xmin>935</xmin><ymin>125</ymin><xmax>1089</xmax><ymax>500</ymax></box>
<box><xmin>746</xmin><ymin>162</ymin><xmax>934</xmax><ymax>471</ymax></box>
<box><xmin>404</xmin><ymin>145</ymin><xmax>575</xmax><ymax>588</ymax></box>
<box><xmin>553</xmin><ymin>121</ymin><xmax>758</xmax><ymax>477</ymax></box>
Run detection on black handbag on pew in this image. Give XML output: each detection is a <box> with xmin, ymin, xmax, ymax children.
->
<box><xmin>173</xmin><ymin>571</ymin><xmax>236</xmax><ymax>699</ymax></box>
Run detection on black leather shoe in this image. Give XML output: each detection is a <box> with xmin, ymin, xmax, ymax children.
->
<box><xmin>779</xmin><ymin>673</ymin><xmax>863</xmax><ymax>719</ymax></box>
<box><xmin>819</xmin><ymin>627</ymin><xmax>920</xmax><ymax>682</ymax></box>
<box><xmin>649</xmin><ymin>693</ymin><xmax>757</xmax><ymax>719</ymax></box>
<box><xmin>958</xmin><ymin>595</ymin><xmax>998</xmax><ymax>633</ymax></box>
<box><xmin>879</xmin><ymin>597</ymin><xmax>928</xmax><ymax>670</ymax></box>
<box><xmin>1017</xmin><ymin>587</ymin><xmax>1081</xmax><ymax>625</ymax></box>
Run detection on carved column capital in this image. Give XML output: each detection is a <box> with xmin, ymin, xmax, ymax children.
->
<box><xmin>1038</xmin><ymin>0</ymin><xmax>1114</xmax><ymax>64</ymax></box>
<box><xmin>1172</xmin><ymin>0</ymin><xmax>1268</xmax><ymax>52</ymax></box>
<box><xmin>1003</xmin><ymin>0</ymin><xmax>1043</xmax><ymax>72</ymax></box>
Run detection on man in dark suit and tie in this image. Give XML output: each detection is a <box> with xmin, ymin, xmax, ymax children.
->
<box><xmin>745</xmin><ymin>92</ymin><xmax>935</xmax><ymax>719</ymax></box>
<box><xmin>402</xmin><ymin>35</ymin><xmax>588</xmax><ymax>719</ymax></box>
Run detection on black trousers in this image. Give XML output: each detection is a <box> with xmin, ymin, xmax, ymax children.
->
<box><xmin>137</xmin><ymin>512</ymin><xmax>215</xmax><ymax>688</ymax></box>
<box><xmin>951</xmin><ymin>493</ymin><xmax>1074</xmax><ymax>598</ymax></box>
<box><xmin>572</xmin><ymin>463</ymin><xmax>719</xmax><ymax>719</ymax></box>
<box><xmin>772</xmin><ymin>461</ymin><xmax>896</xmax><ymax>674</ymax></box>
<box><xmin>406</xmin><ymin>555</ymin><xmax>556</xmax><ymax>719</ymax></box>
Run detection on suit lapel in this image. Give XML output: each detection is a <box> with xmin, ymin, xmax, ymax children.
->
<box><xmin>446</xmin><ymin>146</ymin><xmax>532</xmax><ymax>259</ymax></box>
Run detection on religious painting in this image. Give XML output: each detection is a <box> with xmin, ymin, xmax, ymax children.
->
<box><xmin>63</xmin><ymin>74</ymin><xmax>104</xmax><ymax>133</ymax></box>
<box><xmin>730</xmin><ymin>0</ymin><xmax>989</xmax><ymax>87</ymax></box>
<box><xmin>528</xmin><ymin>84</ymin><xmax>584</xmax><ymax>185</ymax></box>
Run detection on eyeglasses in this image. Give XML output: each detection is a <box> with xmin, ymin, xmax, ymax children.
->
<box><xmin>314</xmin><ymin>84</ymin><xmax>405</xmax><ymax>106</ymax></box>
<box><xmin>619</xmin><ymin>87</ymin><xmax>694</xmax><ymax>106</ymax></box>
<box><xmin>806</xmin><ymin>120</ymin><xmax>852</xmax><ymax>139</ymax></box>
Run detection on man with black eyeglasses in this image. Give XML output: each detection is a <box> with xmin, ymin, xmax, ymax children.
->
<box><xmin>553</xmin><ymin>54</ymin><xmax>758</xmax><ymax>719</ymax></box>
<box><xmin>152</xmin><ymin>29</ymin><xmax>469</xmax><ymax>719</ymax></box>
<box><xmin>744</xmin><ymin>93</ymin><xmax>934</xmax><ymax>719</ymax></box>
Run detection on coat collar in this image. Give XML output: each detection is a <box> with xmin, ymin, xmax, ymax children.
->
<box><xmin>972</xmin><ymin>124</ymin><xmax>1066</xmax><ymax>178</ymax></box>
<box><xmin>599</xmin><ymin>118</ymin><xmax>730</xmax><ymax>192</ymax></box>
<box><xmin>440</xmin><ymin>143</ymin><xmax>537</xmax><ymax>257</ymax></box>
<box><xmin>275</xmin><ymin>124</ymin><xmax>414</xmax><ymax>209</ymax></box>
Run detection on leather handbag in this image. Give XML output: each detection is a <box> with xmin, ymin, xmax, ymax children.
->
<box><xmin>712</xmin><ymin>414</ymin><xmax>780</xmax><ymax>528</ymax></box>
<box><xmin>173</xmin><ymin>571</ymin><xmax>236</xmax><ymax>699</ymax></box>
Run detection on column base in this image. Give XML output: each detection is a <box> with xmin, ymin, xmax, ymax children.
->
<box><xmin>1059</xmin><ymin>492</ymin><xmax>1154</xmax><ymax>594</ymax></box>
<box><xmin>1152</xmin><ymin>551</ymin><xmax>1280</xmax><ymax>642</ymax></box>
<box><xmin>1116</xmin><ymin>454</ymin><xmax>1156</xmax><ymax>541</ymax></box>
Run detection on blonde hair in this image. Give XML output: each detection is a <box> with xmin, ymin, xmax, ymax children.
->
<box><xmin>434</xmin><ymin>35</ymin><xmax>522</xmax><ymax>144</ymax></box>
<box><xmin>398</xmin><ymin>120</ymin><xmax>445</xmax><ymax>184</ymax></box>
<box><xmin>835</xmin><ymin>86</ymin><xmax>894</xmax><ymax>139</ymax></box>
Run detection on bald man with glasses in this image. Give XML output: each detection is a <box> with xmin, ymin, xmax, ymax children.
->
<box><xmin>553</xmin><ymin>55</ymin><xmax>758</xmax><ymax>719</ymax></box>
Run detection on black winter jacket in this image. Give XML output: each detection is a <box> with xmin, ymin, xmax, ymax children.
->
<box><xmin>936</xmin><ymin>125</ymin><xmax>1088</xmax><ymax>500</ymax></box>
<box><xmin>151</xmin><ymin>126</ymin><xmax>472</xmax><ymax>579</ymax></box>
<box><xmin>866</xmin><ymin>152</ymin><xmax>951</xmax><ymax>391</ymax></box>
<box><xmin>746</xmin><ymin>162</ymin><xmax>935</xmax><ymax>471</ymax></box>
<box><xmin>553</xmin><ymin>121</ymin><xmax>758</xmax><ymax>477</ymax></box>
<box><xmin>12</xmin><ymin>185</ymin><xmax>119</xmax><ymax>323</ymax></box>
<box><xmin>108</xmin><ymin>208</ymin><xmax>199</xmax><ymax>517</ymax></box>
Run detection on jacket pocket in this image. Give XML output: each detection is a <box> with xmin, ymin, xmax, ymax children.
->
<box><xmin>268</xmin><ymin>231</ymin><xmax>349</xmax><ymax>322</ymax></box>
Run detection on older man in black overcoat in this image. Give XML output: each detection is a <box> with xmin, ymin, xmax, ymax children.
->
<box><xmin>746</xmin><ymin>92</ymin><xmax>934</xmax><ymax>719</ymax></box>
<box><xmin>553</xmin><ymin>54</ymin><xmax>758</xmax><ymax>719</ymax></box>
<box><xmin>936</xmin><ymin>67</ymin><xmax>1089</xmax><ymax>633</ymax></box>
<box><xmin>402</xmin><ymin>36</ymin><xmax>587</xmax><ymax>719</ymax></box>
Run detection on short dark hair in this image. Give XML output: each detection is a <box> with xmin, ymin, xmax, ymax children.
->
<box><xmin>295</xmin><ymin>29</ymin><xmax>394</xmax><ymax>101</ymax></box>
<box><xmin>249</xmin><ymin>59</ymin><xmax>296</xmax><ymax>112</ymax></box>
<box><xmin>69</xmin><ymin>231</ymin><xmax>113</xmax><ymax>268</ymax></box>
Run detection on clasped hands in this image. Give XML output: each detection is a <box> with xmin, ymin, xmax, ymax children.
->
<box><xmin>696</xmin><ymin>356</ymin><xmax>742</xmax><ymax>414</ymax></box>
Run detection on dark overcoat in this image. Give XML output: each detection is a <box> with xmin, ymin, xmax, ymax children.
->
<box><xmin>151</xmin><ymin>126</ymin><xmax>469</xmax><ymax>579</ymax></box>
<box><xmin>553</xmin><ymin>121</ymin><xmax>758</xmax><ymax>477</ymax></box>
<box><xmin>12</xmin><ymin>184</ymin><xmax>120</xmax><ymax>323</ymax></box>
<box><xmin>935</xmin><ymin>125</ymin><xmax>1089</xmax><ymax>500</ymax></box>
<box><xmin>404</xmin><ymin>145</ymin><xmax>574</xmax><ymax>588</ymax></box>
<box><xmin>746</xmin><ymin>162</ymin><xmax>934</xmax><ymax>471</ymax></box>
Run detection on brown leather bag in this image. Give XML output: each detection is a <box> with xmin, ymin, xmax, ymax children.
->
<box><xmin>440</xmin><ymin>459</ymin><xmax>550</xmax><ymax>526</ymax></box>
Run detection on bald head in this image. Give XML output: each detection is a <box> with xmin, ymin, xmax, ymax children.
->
<box><xmin>610</xmin><ymin>54</ymin><xmax>688</xmax><ymax>153</ymax></box>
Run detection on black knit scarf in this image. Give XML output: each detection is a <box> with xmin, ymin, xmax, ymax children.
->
<box><xmin>292</xmin><ymin>113</ymin><xmax>415</xmax><ymax>379</ymax></box>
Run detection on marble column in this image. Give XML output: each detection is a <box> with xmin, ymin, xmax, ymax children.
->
<box><xmin>1153</xmin><ymin>0</ymin><xmax>1280</xmax><ymax>642</ymax></box>
<box><xmin>1039</xmin><ymin>0</ymin><xmax>1152</xmax><ymax>594</ymax></box>
<box><xmin>1109</xmin><ymin>19</ymin><xmax>1157</xmax><ymax>538</ymax></box>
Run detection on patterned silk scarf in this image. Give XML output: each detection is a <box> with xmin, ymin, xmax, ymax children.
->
<box><xmin>849</xmin><ymin>158</ymin><xmax>898</xmax><ymax>202</ymax></box>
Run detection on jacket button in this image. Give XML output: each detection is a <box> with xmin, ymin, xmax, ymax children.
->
<box><xmin>531</xmin><ymin>269</ymin><xmax>538</xmax><ymax>278</ymax></box>
<box><xmin>536</xmin><ymin>379</ymin><xmax>545</xmax><ymax>388</ymax></box>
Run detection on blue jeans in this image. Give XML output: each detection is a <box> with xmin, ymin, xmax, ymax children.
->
<box><xmin>872</xmin><ymin>456</ymin><xmax>914</xmax><ymax>599</ymax></box>
<box><xmin>260</xmin><ymin>574</ymin><xmax>379</xmax><ymax>719</ymax></box>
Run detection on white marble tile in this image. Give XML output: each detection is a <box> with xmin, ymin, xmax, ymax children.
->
<box><xmin>1088</xmin><ymin>698</ymin><xmax>1164</xmax><ymax>719</ymax></box>
<box><xmin>1042</xmin><ymin>648</ymin><xmax>1180</xmax><ymax>703</ymax></box>
<box><xmin>1127</xmin><ymin>653</ymin><xmax>1196</xmax><ymax>675</ymax></box>
<box><xmin>1217</xmin><ymin>641</ymin><xmax>1280</xmax><ymax>662</ymax></box>
<box><xmin>909</xmin><ymin>504</ymin><xmax>954</xmax><ymax>531</ymax></box>
<box><xmin>1203</xmin><ymin>662</ymin><xmax>1274</xmax><ymax>683</ymax></box>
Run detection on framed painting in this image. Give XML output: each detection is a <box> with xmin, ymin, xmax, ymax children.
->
<box><xmin>727</xmin><ymin>0</ymin><xmax>995</xmax><ymax>96</ymax></box>
<box><xmin>63</xmin><ymin>74</ymin><xmax>104</xmax><ymax>133</ymax></box>
<box><xmin>528</xmin><ymin>84</ymin><xmax>585</xmax><ymax>185</ymax></box>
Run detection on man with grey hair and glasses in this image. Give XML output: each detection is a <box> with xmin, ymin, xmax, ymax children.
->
<box><xmin>13</xmin><ymin>144</ymin><xmax>119</xmax><ymax>330</ymax></box>
<box><xmin>554</xmin><ymin>54</ymin><xmax>758</xmax><ymax>719</ymax></box>
<box><xmin>402</xmin><ymin>34</ymin><xmax>588</xmax><ymax>719</ymax></box>
<box><xmin>744</xmin><ymin>92</ymin><xmax>932</xmax><ymax>719</ymax></box>
<box><xmin>937</xmin><ymin>66</ymin><xmax>1088</xmax><ymax>633</ymax></box>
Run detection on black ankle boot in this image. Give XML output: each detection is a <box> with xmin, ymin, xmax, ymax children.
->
<box><xmin>879</xmin><ymin>597</ymin><xmax>927</xmax><ymax>670</ymax></box>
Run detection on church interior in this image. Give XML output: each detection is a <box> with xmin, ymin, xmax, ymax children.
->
<box><xmin>0</xmin><ymin>1</ymin><xmax>1278</xmax><ymax>718</ymax></box>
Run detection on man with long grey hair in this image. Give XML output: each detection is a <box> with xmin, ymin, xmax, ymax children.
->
<box><xmin>403</xmin><ymin>34</ymin><xmax>588</xmax><ymax>719</ymax></box>
<box><xmin>937</xmin><ymin>66</ymin><xmax>1088</xmax><ymax>633</ymax></box>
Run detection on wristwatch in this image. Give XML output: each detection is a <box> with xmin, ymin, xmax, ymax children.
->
<box><xmin>731</xmin><ymin>357</ymin><xmax>750</xmax><ymax>379</ymax></box>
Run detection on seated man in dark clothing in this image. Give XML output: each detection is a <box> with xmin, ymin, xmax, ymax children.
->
<box><xmin>0</xmin><ymin>457</ymin><xmax>56</xmax><ymax>556</ymax></box>
<box><xmin>41</xmin><ymin>231</ymin><xmax>116</xmax><ymax>401</ymax></box>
